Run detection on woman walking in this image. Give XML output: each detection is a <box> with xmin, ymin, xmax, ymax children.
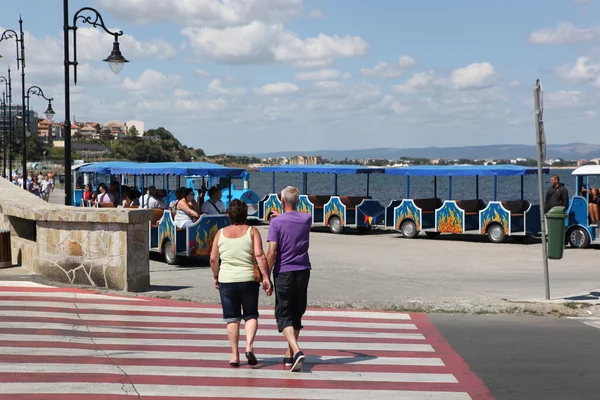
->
<box><xmin>210</xmin><ymin>200</ymin><xmax>272</xmax><ymax>367</ymax></box>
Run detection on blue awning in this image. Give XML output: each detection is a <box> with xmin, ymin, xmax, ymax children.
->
<box><xmin>78</xmin><ymin>162</ymin><xmax>246</xmax><ymax>178</ymax></box>
<box><xmin>259</xmin><ymin>164</ymin><xmax>385</xmax><ymax>175</ymax></box>
<box><xmin>384</xmin><ymin>165</ymin><xmax>550</xmax><ymax>177</ymax></box>
<box><xmin>77</xmin><ymin>162</ymin><xmax>138</xmax><ymax>175</ymax></box>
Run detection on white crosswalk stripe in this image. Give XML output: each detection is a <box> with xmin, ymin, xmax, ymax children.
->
<box><xmin>0</xmin><ymin>281</ymin><xmax>494</xmax><ymax>400</ymax></box>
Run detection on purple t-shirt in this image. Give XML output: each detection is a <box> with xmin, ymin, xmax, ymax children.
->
<box><xmin>267</xmin><ymin>211</ymin><xmax>312</xmax><ymax>275</ymax></box>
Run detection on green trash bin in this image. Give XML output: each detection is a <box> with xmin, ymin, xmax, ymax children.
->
<box><xmin>546</xmin><ymin>206</ymin><xmax>567</xmax><ymax>260</ymax></box>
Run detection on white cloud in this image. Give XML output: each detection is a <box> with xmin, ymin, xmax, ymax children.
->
<box><xmin>361</xmin><ymin>55</ymin><xmax>416</xmax><ymax>79</ymax></box>
<box><xmin>182</xmin><ymin>21</ymin><xmax>368</xmax><ymax>66</ymax></box>
<box><xmin>274</xmin><ymin>31</ymin><xmax>369</xmax><ymax>67</ymax></box>
<box><xmin>557</xmin><ymin>56</ymin><xmax>600</xmax><ymax>83</ymax></box>
<box><xmin>74</xmin><ymin>28</ymin><xmax>177</xmax><ymax>61</ymax></box>
<box><xmin>376</xmin><ymin>95</ymin><xmax>408</xmax><ymax>114</ymax></box>
<box><xmin>309</xmin><ymin>9</ymin><xmax>326</xmax><ymax>19</ymax></box>
<box><xmin>196</xmin><ymin>69</ymin><xmax>211</xmax><ymax>77</ymax></box>
<box><xmin>293</xmin><ymin>69</ymin><xmax>350</xmax><ymax>81</ymax></box>
<box><xmin>508</xmin><ymin>80</ymin><xmax>520</xmax><ymax>88</ymax></box>
<box><xmin>361</xmin><ymin>62</ymin><xmax>404</xmax><ymax>79</ymax></box>
<box><xmin>529</xmin><ymin>22</ymin><xmax>600</xmax><ymax>44</ymax></box>
<box><xmin>207</xmin><ymin>78</ymin><xmax>247</xmax><ymax>96</ymax></box>
<box><xmin>450</xmin><ymin>62</ymin><xmax>497</xmax><ymax>89</ymax></box>
<box><xmin>255</xmin><ymin>82</ymin><xmax>299</xmax><ymax>95</ymax></box>
<box><xmin>174</xmin><ymin>89</ymin><xmax>193</xmax><ymax>98</ymax></box>
<box><xmin>545</xmin><ymin>90</ymin><xmax>583</xmax><ymax>109</ymax></box>
<box><xmin>398</xmin><ymin>55</ymin><xmax>417</xmax><ymax>68</ymax></box>
<box><xmin>585</xmin><ymin>110</ymin><xmax>597</xmax><ymax>118</ymax></box>
<box><xmin>122</xmin><ymin>69</ymin><xmax>180</xmax><ymax>92</ymax></box>
<box><xmin>97</xmin><ymin>0</ymin><xmax>304</xmax><ymax>27</ymax></box>
<box><xmin>392</xmin><ymin>71</ymin><xmax>436</xmax><ymax>94</ymax></box>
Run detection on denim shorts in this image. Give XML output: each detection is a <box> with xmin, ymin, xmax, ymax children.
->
<box><xmin>218</xmin><ymin>281</ymin><xmax>260</xmax><ymax>323</ymax></box>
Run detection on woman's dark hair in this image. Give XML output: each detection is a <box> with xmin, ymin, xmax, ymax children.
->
<box><xmin>183</xmin><ymin>188</ymin><xmax>194</xmax><ymax>198</ymax></box>
<box><xmin>175</xmin><ymin>187</ymin><xmax>186</xmax><ymax>200</ymax></box>
<box><xmin>98</xmin><ymin>183</ymin><xmax>107</xmax><ymax>192</ymax></box>
<box><xmin>208</xmin><ymin>186</ymin><xmax>221</xmax><ymax>198</ymax></box>
<box><xmin>228</xmin><ymin>200</ymin><xmax>248</xmax><ymax>224</ymax></box>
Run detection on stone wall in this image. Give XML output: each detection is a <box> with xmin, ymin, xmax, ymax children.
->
<box><xmin>0</xmin><ymin>178</ymin><xmax>152</xmax><ymax>291</ymax></box>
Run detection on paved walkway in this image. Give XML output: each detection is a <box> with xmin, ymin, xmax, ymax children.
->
<box><xmin>0</xmin><ymin>281</ymin><xmax>493</xmax><ymax>399</ymax></box>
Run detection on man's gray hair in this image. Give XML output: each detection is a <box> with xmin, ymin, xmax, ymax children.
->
<box><xmin>281</xmin><ymin>186</ymin><xmax>300</xmax><ymax>208</ymax></box>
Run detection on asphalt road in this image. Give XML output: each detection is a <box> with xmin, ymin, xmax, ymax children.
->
<box><xmin>431</xmin><ymin>314</ymin><xmax>600</xmax><ymax>400</ymax></box>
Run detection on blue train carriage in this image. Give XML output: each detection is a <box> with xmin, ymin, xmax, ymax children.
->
<box><xmin>384</xmin><ymin>165</ymin><xmax>549</xmax><ymax>243</ymax></box>
<box><xmin>72</xmin><ymin>161</ymin><xmax>138</xmax><ymax>206</ymax></box>
<box><xmin>108</xmin><ymin>162</ymin><xmax>247</xmax><ymax>265</ymax></box>
<box><xmin>566</xmin><ymin>165</ymin><xmax>600</xmax><ymax>248</ymax></box>
<box><xmin>257</xmin><ymin>165</ymin><xmax>386</xmax><ymax>234</ymax></box>
<box><xmin>185</xmin><ymin>171</ymin><xmax>260</xmax><ymax>220</ymax></box>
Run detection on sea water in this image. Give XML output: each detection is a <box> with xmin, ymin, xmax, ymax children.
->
<box><xmin>157</xmin><ymin>169</ymin><xmax>594</xmax><ymax>205</ymax></box>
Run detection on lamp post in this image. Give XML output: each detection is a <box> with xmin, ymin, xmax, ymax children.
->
<box><xmin>1</xmin><ymin>91</ymin><xmax>5</xmax><ymax>178</ymax></box>
<box><xmin>1</xmin><ymin>69</ymin><xmax>13</xmax><ymax>178</ymax></box>
<box><xmin>0</xmin><ymin>18</ymin><xmax>26</xmax><ymax>187</ymax></box>
<box><xmin>25</xmin><ymin>86</ymin><xmax>55</xmax><ymax>160</ymax></box>
<box><xmin>64</xmin><ymin>2</ymin><xmax>129</xmax><ymax>205</ymax></box>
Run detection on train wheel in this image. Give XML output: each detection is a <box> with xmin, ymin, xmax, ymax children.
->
<box><xmin>487</xmin><ymin>224</ymin><xmax>506</xmax><ymax>244</ymax></box>
<box><xmin>328</xmin><ymin>216</ymin><xmax>344</xmax><ymax>234</ymax></box>
<box><xmin>567</xmin><ymin>227</ymin><xmax>590</xmax><ymax>249</ymax></box>
<box><xmin>163</xmin><ymin>240</ymin><xmax>178</xmax><ymax>265</ymax></box>
<box><xmin>400</xmin><ymin>220</ymin><xmax>418</xmax><ymax>239</ymax></box>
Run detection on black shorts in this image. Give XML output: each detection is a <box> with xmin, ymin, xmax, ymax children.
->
<box><xmin>218</xmin><ymin>281</ymin><xmax>260</xmax><ymax>323</ymax></box>
<box><xmin>274</xmin><ymin>269</ymin><xmax>311</xmax><ymax>333</ymax></box>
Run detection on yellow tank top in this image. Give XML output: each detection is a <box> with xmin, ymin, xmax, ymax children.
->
<box><xmin>218</xmin><ymin>226</ymin><xmax>255</xmax><ymax>283</ymax></box>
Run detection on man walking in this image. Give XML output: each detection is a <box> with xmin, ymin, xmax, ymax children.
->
<box><xmin>544</xmin><ymin>175</ymin><xmax>569</xmax><ymax>213</ymax></box>
<box><xmin>267</xmin><ymin>186</ymin><xmax>312</xmax><ymax>372</ymax></box>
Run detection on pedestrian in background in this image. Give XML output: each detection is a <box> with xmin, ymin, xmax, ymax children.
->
<box><xmin>267</xmin><ymin>186</ymin><xmax>312</xmax><ymax>372</ymax></box>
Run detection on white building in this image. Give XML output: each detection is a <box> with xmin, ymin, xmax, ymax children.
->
<box><xmin>126</xmin><ymin>120</ymin><xmax>145</xmax><ymax>137</ymax></box>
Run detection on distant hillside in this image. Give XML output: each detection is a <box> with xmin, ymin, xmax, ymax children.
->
<box><xmin>239</xmin><ymin>143</ymin><xmax>600</xmax><ymax>161</ymax></box>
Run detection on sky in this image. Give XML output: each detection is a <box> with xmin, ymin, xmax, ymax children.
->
<box><xmin>0</xmin><ymin>0</ymin><xmax>599</xmax><ymax>154</ymax></box>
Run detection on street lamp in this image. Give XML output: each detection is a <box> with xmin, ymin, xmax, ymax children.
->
<box><xmin>63</xmin><ymin>2</ymin><xmax>129</xmax><ymax>205</ymax></box>
<box><xmin>0</xmin><ymin>69</ymin><xmax>13</xmax><ymax>178</ymax></box>
<box><xmin>24</xmin><ymin>86</ymin><xmax>54</xmax><ymax>170</ymax></box>
<box><xmin>0</xmin><ymin>17</ymin><xmax>27</xmax><ymax>188</ymax></box>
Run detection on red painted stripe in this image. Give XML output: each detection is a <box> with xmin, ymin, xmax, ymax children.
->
<box><xmin>0</xmin><ymin>289</ymin><xmax>421</xmax><ymax>318</ymax></box>
<box><xmin>0</xmin><ymin>354</ymin><xmax>445</xmax><ymax>373</ymax></box>
<box><xmin>0</xmin><ymin>340</ymin><xmax>441</xmax><ymax>359</ymax></box>
<box><xmin>0</xmin><ymin>305</ymin><xmax>412</xmax><ymax>325</ymax></box>
<box><xmin>0</xmin><ymin>372</ymin><xmax>472</xmax><ymax>392</ymax></box>
<box><xmin>0</xmin><ymin>315</ymin><xmax>415</xmax><ymax>334</ymax></box>
<box><xmin>410</xmin><ymin>314</ymin><xmax>495</xmax><ymax>400</ymax></box>
<box><xmin>0</xmin><ymin>327</ymin><xmax>426</xmax><ymax>344</ymax></box>
<box><xmin>0</xmin><ymin>295</ymin><xmax>156</xmax><ymax>307</ymax></box>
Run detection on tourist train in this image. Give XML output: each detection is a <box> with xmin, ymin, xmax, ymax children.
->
<box><xmin>78</xmin><ymin>161</ymin><xmax>600</xmax><ymax>265</ymax></box>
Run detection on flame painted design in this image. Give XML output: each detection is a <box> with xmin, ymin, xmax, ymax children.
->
<box><xmin>436</xmin><ymin>203</ymin><xmax>464</xmax><ymax>234</ymax></box>
<box><xmin>158</xmin><ymin>211</ymin><xmax>176</xmax><ymax>256</ymax></box>
<box><xmin>394</xmin><ymin>200</ymin><xmax>421</xmax><ymax>231</ymax></box>
<box><xmin>480</xmin><ymin>203</ymin><xmax>510</xmax><ymax>235</ymax></box>
<box><xmin>264</xmin><ymin>195</ymin><xmax>283</xmax><ymax>220</ymax></box>
<box><xmin>191</xmin><ymin>223</ymin><xmax>219</xmax><ymax>256</ymax></box>
<box><xmin>297</xmin><ymin>196</ymin><xmax>314</xmax><ymax>215</ymax></box>
<box><xmin>324</xmin><ymin>197</ymin><xmax>345</xmax><ymax>227</ymax></box>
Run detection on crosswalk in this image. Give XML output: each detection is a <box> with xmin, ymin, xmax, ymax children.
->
<box><xmin>0</xmin><ymin>281</ymin><xmax>494</xmax><ymax>399</ymax></box>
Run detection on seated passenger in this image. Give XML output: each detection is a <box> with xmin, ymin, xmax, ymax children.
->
<box><xmin>140</xmin><ymin>186</ymin><xmax>167</xmax><ymax>209</ymax></box>
<box><xmin>201</xmin><ymin>186</ymin><xmax>226</xmax><ymax>215</ymax></box>
<box><xmin>96</xmin><ymin>183</ymin><xmax>115</xmax><ymax>204</ymax></box>
<box><xmin>589</xmin><ymin>188</ymin><xmax>600</xmax><ymax>225</ymax></box>
<box><xmin>174</xmin><ymin>188</ymin><xmax>200</xmax><ymax>229</ymax></box>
